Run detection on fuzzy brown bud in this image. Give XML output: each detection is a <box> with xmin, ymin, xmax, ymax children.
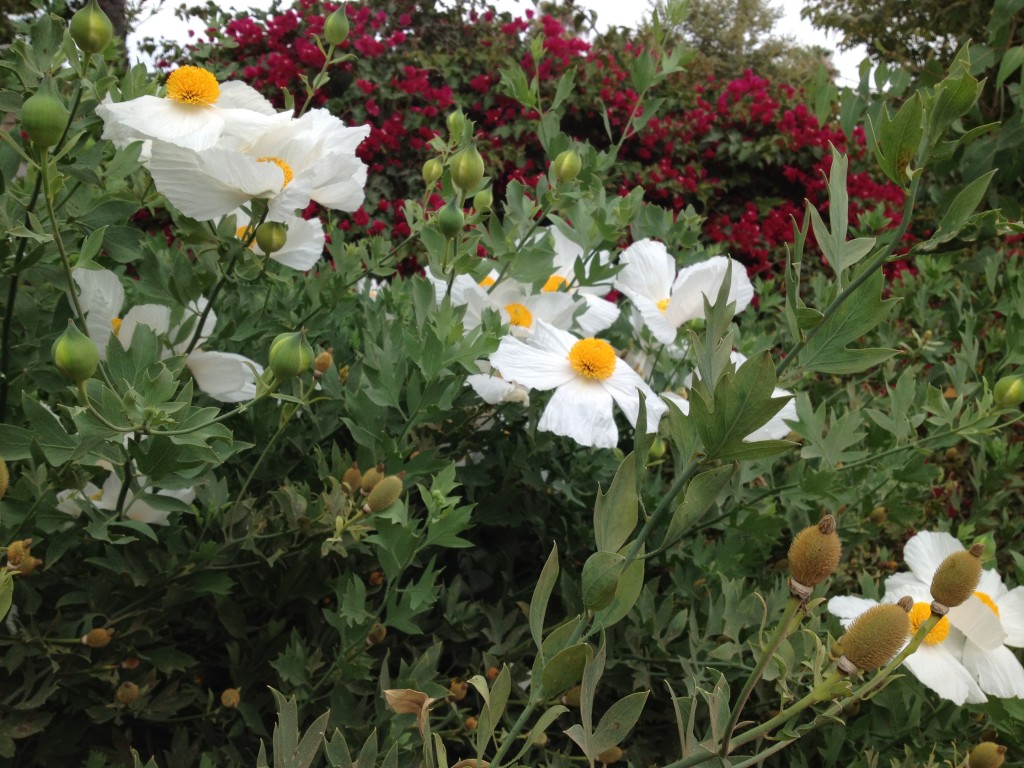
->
<box><xmin>464</xmin><ymin>716</ymin><xmax>478</xmax><ymax>731</ymax></box>
<box><xmin>788</xmin><ymin>515</ymin><xmax>841</xmax><ymax>595</ymax></box>
<box><xmin>359</xmin><ymin>464</ymin><xmax>384</xmax><ymax>496</ymax></box>
<box><xmin>868</xmin><ymin>505</ymin><xmax>887</xmax><ymax>524</ymax></box>
<box><xmin>81</xmin><ymin>627</ymin><xmax>115</xmax><ymax>648</ymax></box>
<box><xmin>930</xmin><ymin>546</ymin><xmax>984</xmax><ymax>608</ymax></box>
<box><xmin>837</xmin><ymin>603</ymin><xmax>910</xmax><ymax>673</ymax></box>
<box><xmin>364</xmin><ymin>475</ymin><xmax>403</xmax><ymax>513</ymax></box>
<box><xmin>969</xmin><ymin>742</ymin><xmax>1007</xmax><ymax>768</ymax></box>
<box><xmin>115</xmin><ymin>681</ymin><xmax>140</xmax><ymax>706</ymax></box>
<box><xmin>341</xmin><ymin>463</ymin><xmax>362</xmax><ymax>494</ymax></box>
<box><xmin>597</xmin><ymin>746</ymin><xmax>624</xmax><ymax>764</ymax></box>
<box><xmin>448</xmin><ymin>678</ymin><xmax>468</xmax><ymax>702</ymax></box>
<box><xmin>562</xmin><ymin>684</ymin><xmax>582</xmax><ymax>708</ymax></box>
<box><xmin>313</xmin><ymin>349</ymin><xmax>334</xmax><ymax>378</ymax></box>
<box><xmin>5</xmin><ymin>538</ymin><xmax>32</xmax><ymax>568</ymax></box>
<box><xmin>0</xmin><ymin>454</ymin><xmax>8</xmax><ymax>500</ymax></box>
<box><xmin>221</xmin><ymin>688</ymin><xmax>241</xmax><ymax>708</ymax></box>
<box><xmin>367</xmin><ymin>622</ymin><xmax>387</xmax><ymax>645</ymax></box>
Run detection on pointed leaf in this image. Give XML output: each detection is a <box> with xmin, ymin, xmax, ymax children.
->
<box><xmin>530</xmin><ymin>544</ymin><xmax>559</xmax><ymax>653</ymax></box>
<box><xmin>593</xmin><ymin>453</ymin><xmax>638</xmax><ymax>553</ymax></box>
<box><xmin>661</xmin><ymin>464</ymin><xmax>736</xmax><ymax>550</ymax></box>
<box><xmin>592</xmin><ymin>692</ymin><xmax>649</xmax><ymax>753</ymax></box>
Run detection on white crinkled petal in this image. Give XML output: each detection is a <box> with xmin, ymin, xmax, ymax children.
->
<box><xmin>616</xmin><ymin>239</ymin><xmax>675</xmax><ymax>303</ymax></box>
<box><xmin>97</xmin><ymin>97</ymin><xmax>226</xmax><ymax>152</ymax></box>
<box><xmin>215</xmin><ymin>80</ymin><xmax>280</xmax><ymax>116</ymax></box>
<box><xmin>119</xmin><ymin>304</ymin><xmax>172</xmax><ymax>350</ymax></box>
<box><xmin>538</xmin><ymin>376</ymin><xmax>617</xmax><ymax>448</ymax></box>
<box><xmin>902</xmin><ymin>645</ymin><xmax>987</xmax><ymax>705</ymax></box>
<box><xmin>602</xmin><ymin>361</ymin><xmax>666</xmax><ymax>433</ymax></box>
<box><xmin>186</xmin><ymin>350</ymin><xmax>263</xmax><ymax>402</ymax></box>
<box><xmin>575</xmin><ymin>294</ymin><xmax>620</xmax><ymax>336</ymax></box>
<box><xmin>961</xmin><ymin>640</ymin><xmax>1024</xmax><ymax>697</ymax></box>
<box><xmin>267</xmin><ymin>216</ymin><xmax>325</xmax><ymax>271</ymax></box>
<box><xmin>489</xmin><ymin>334</ymin><xmax>575</xmax><ymax>391</ymax></box>
<box><xmin>826</xmin><ymin>595</ymin><xmax>879</xmax><ymax>626</ymax></box>
<box><xmin>665</xmin><ymin>256</ymin><xmax>754</xmax><ymax>326</ymax></box>
<box><xmin>468</xmin><ymin>373</ymin><xmax>526</xmax><ymax>405</ymax></box>
<box><xmin>72</xmin><ymin>267</ymin><xmax>124</xmax><ymax>357</ymax></box>
<box><xmin>902</xmin><ymin>531</ymin><xmax>965</xmax><ymax>587</ymax></box>
<box><xmin>662</xmin><ymin>392</ymin><xmax>690</xmax><ymax>415</ymax></box>
<box><xmin>998</xmin><ymin>586</ymin><xmax>1024</xmax><ymax>646</ymax></box>
<box><xmin>620</xmin><ymin>287</ymin><xmax>679</xmax><ymax>345</ymax></box>
<box><xmin>949</xmin><ymin>595</ymin><xmax>1008</xmax><ymax>650</ymax></box>
<box><xmin>522</xmin><ymin>292</ymin><xmax>577</xmax><ymax>333</ymax></box>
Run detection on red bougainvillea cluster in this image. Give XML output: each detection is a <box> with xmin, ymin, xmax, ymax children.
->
<box><xmin>163</xmin><ymin>0</ymin><xmax>907</xmax><ymax>275</ymax></box>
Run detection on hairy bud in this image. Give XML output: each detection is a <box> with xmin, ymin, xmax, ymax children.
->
<box><xmin>322</xmin><ymin>5</ymin><xmax>350</xmax><ymax>45</ymax></box>
<box><xmin>81</xmin><ymin>627</ymin><xmax>115</xmax><ymax>648</ymax></box>
<box><xmin>553</xmin><ymin>148</ymin><xmax>582</xmax><ymax>183</ymax></box>
<box><xmin>837</xmin><ymin>602</ymin><xmax>910</xmax><ymax>673</ymax></box>
<box><xmin>359</xmin><ymin>464</ymin><xmax>384</xmax><ymax>496</ymax></box>
<box><xmin>341</xmin><ymin>462</ymin><xmax>362</xmax><ymax>494</ymax></box>
<box><xmin>268</xmin><ymin>329</ymin><xmax>314</xmax><ymax>380</ymax></box>
<box><xmin>930</xmin><ymin>545</ymin><xmax>984</xmax><ymax>609</ymax></box>
<box><xmin>449</xmin><ymin>146</ymin><xmax>485</xmax><ymax>192</ymax></box>
<box><xmin>221</xmin><ymin>688</ymin><xmax>241</xmax><ymax>708</ymax></box>
<box><xmin>115</xmin><ymin>681</ymin><xmax>140</xmax><ymax>706</ymax></box>
<box><xmin>788</xmin><ymin>514</ymin><xmax>841</xmax><ymax>597</ymax></box>
<box><xmin>994</xmin><ymin>375</ymin><xmax>1024</xmax><ymax>408</ymax></box>
<box><xmin>363</xmin><ymin>474</ymin><xmax>403</xmax><ymax>513</ymax></box>
<box><xmin>422</xmin><ymin>157</ymin><xmax>443</xmax><ymax>186</ymax></box>
<box><xmin>969</xmin><ymin>742</ymin><xmax>1008</xmax><ymax>768</ymax></box>
<box><xmin>70</xmin><ymin>0</ymin><xmax>114</xmax><ymax>54</ymax></box>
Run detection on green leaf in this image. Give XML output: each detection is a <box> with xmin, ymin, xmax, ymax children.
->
<box><xmin>593</xmin><ymin>544</ymin><xmax>644</xmax><ymax>630</ymax></box>
<box><xmin>581</xmin><ymin>551</ymin><xmax>625</xmax><ymax>611</ymax></box>
<box><xmin>997</xmin><ymin>45</ymin><xmax>1024</xmax><ymax>87</ymax></box>
<box><xmin>932</xmin><ymin>170</ymin><xmax>997</xmax><ymax>243</ymax></box>
<box><xmin>550</xmin><ymin>67</ymin><xmax>577</xmax><ymax>112</ymax></box>
<box><xmin>0</xmin><ymin>570</ymin><xmax>13</xmax><ymax>622</ymax></box>
<box><xmin>529</xmin><ymin>544</ymin><xmax>559</xmax><ymax>653</ymax></box>
<box><xmin>514</xmin><ymin>706</ymin><xmax>568</xmax><ymax>764</ymax></box>
<box><xmin>593</xmin><ymin>453</ymin><xmax>638</xmax><ymax>552</ymax></box>
<box><xmin>879</xmin><ymin>95</ymin><xmax>924</xmax><ymax>174</ymax></box>
<box><xmin>661</xmin><ymin>464</ymin><xmax>737</xmax><ymax>550</ymax></box>
<box><xmin>539</xmin><ymin>642</ymin><xmax>592</xmax><ymax>698</ymax></box>
<box><xmin>23</xmin><ymin>394</ymin><xmax>78</xmax><ymax>465</ymax></box>
<box><xmin>591</xmin><ymin>691</ymin><xmax>649</xmax><ymax>754</ymax></box>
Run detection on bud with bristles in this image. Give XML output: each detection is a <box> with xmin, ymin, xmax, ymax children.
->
<box><xmin>367</xmin><ymin>622</ymin><xmax>387</xmax><ymax>644</ymax></box>
<box><xmin>313</xmin><ymin>349</ymin><xmax>334</xmax><ymax>376</ymax></box>
<box><xmin>448</xmin><ymin>678</ymin><xmax>468</xmax><ymax>702</ymax></box>
<box><xmin>0</xmin><ymin>455</ymin><xmax>8</xmax><ymax>499</ymax></box>
<box><xmin>597</xmin><ymin>746</ymin><xmax>624</xmax><ymax>764</ymax></box>
<box><xmin>341</xmin><ymin>463</ymin><xmax>362</xmax><ymax>494</ymax></box>
<box><xmin>837</xmin><ymin>602</ymin><xmax>910</xmax><ymax>673</ymax></box>
<box><xmin>115</xmin><ymin>681</ymin><xmax>140</xmax><ymax>706</ymax></box>
<box><xmin>221</xmin><ymin>688</ymin><xmax>241</xmax><ymax>708</ymax></box>
<box><xmin>360</xmin><ymin>464</ymin><xmax>384</xmax><ymax>496</ymax></box>
<box><xmin>930</xmin><ymin>544</ymin><xmax>984</xmax><ymax>609</ymax></box>
<box><xmin>364</xmin><ymin>474</ymin><xmax>403</xmax><ymax>513</ymax></box>
<box><xmin>5</xmin><ymin>538</ymin><xmax>32</xmax><ymax>568</ymax></box>
<box><xmin>82</xmin><ymin>627</ymin><xmax>115</xmax><ymax>648</ymax></box>
<box><xmin>969</xmin><ymin>742</ymin><xmax>1007</xmax><ymax>768</ymax></box>
<box><xmin>788</xmin><ymin>514</ymin><xmax>841</xmax><ymax>598</ymax></box>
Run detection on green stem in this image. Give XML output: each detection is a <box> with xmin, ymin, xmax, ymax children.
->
<box><xmin>621</xmin><ymin>455</ymin><xmax>702</xmax><ymax>569</ymax></box>
<box><xmin>727</xmin><ymin>670</ymin><xmax>844</xmax><ymax>751</ymax></box>
<box><xmin>719</xmin><ymin>595</ymin><xmax>804</xmax><ymax>755</ymax></box>
<box><xmin>184</xmin><ymin>248</ymin><xmax>242</xmax><ymax>355</ymax></box>
<box><xmin>490</xmin><ymin>701</ymin><xmax>539</xmax><ymax>768</ymax></box>
<box><xmin>115</xmin><ymin>451</ymin><xmax>133</xmax><ymax>515</ymax></box>
<box><xmin>777</xmin><ymin>175</ymin><xmax>921</xmax><ymax>378</ymax></box>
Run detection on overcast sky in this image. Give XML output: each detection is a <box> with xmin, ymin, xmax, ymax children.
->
<box><xmin>131</xmin><ymin>0</ymin><xmax>867</xmax><ymax>85</ymax></box>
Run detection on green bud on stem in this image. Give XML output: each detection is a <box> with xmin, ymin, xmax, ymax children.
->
<box><xmin>449</xmin><ymin>145</ymin><xmax>484</xmax><ymax>192</ymax></box>
<box><xmin>255</xmin><ymin>221</ymin><xmax>288</xmax><ymax>253</ymax></box>
<box><xmin>22</xmin><ymin>91</ymin><xmax>69</xmax><ymax>148</ymax></box>
<box><xmin>268</xmin><ymin>329</ymin><xmax>314</xmax><ymax>379</ymax></box>
<box><xmin>994</xmin><ymin>375</ymin><xmax>1024</xmax><ymax>408</ymax></box>
<box><xmin>323</xmin><ymin>5</ymin><xmax>350</xmax><ymax>45</ymax></box>
<box><xmin>553</xmin><ymin>148</ymin><xmax>582</xmax><ymax>183</ymax></box>
<box><xmin>70</xmin><ymin>0</ymin><xmax>114</xmax><ymax>54</ymax></box>
<box><xmin>52</xmin><ymin>320</ymin><xmax>99</xmax><ymax>383</ymax></box>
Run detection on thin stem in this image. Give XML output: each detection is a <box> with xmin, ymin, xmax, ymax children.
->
<box><xmin>41</xmin><ymin>154</ymin><xmax>88</xmax><ymax>330</ymax></box>
<box><xmin>489</xmin><ymin>701</ymin><xmax>539</xmax><ymax>768</ymax></box>
<box><xmin>621</xmin><ymin>455</ymin><xmax>702</xmax><ymax>569</ymax></box>
<box><xmin>727</xmin><ymin>670</ymin><xmax>844</xmax><ymax>751</ymax></box>
<box><xmin>184</xmin><ymin>249</ymin><xmax>241</xmax><ymax>355</ymax></box>
<box><xmin>777</xmin><ymin>175</ymin><xmax>921</xmax><ymax>378</ymax></box>
<box><xmin>719</xmin><ymin>595</ymin><xmax>804</xmax><ymax>754</ymax></box>
<box><xmin>115</xmin><ymin>452</ymin><xmax>133</xmax><ymax>515</ymax></box>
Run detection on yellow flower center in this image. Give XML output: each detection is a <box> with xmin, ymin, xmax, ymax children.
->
<box><xmin>166</xmin><ymin>65</ymin><xmax>220</xmax><ymax>106</ymax></box>
<box><xmin>656</xmin><ymin>298</ymin><xmax>670</xmax><ymax>313</ymax></box>
<box><xmin>110</xmin><ymin>317</ymin><xmax>122</xmax><ymax>336</ymax></box>
<box><xmin>569</xmin><ymin>338</ymin><xmax>617</xmax><ymax>381</ymax></box>
<box><xmin>543</xmin><ymin>275</ymin><xmax>568</xmax><ymax>293</ymax></box>
<box><xmin>504</xmin><ymin>303</ymin><xmax>533</xmax><ymax>328</ymax></box>
<box><xmin>257</xmin><ymin>156</ymin><xmax>294</xmax><ymax>188</ymax></box>
<box><xmin>89</xmin><ymin>489</ymin><xmax>104</xmax><ymax>501</ymax></box>
<box><xmin>479</xmin><ymin>275</ymin><xmax>496</xmax><ymax>288</ymax></box>
<box><xmin>974</xmin><ymin>591</ymin><xmax>1000</xmax><ymax>616</ymax></box>
<box><xmin>909</xmin><ymin>602</ymin><xmax>950</xmax><ymax>645</ymax></box>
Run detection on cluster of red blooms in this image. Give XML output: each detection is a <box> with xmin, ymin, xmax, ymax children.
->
<box><xmin>172</xmin><ymin>0</ymin><xmax>909</xmax><ymax>276</ymax></box>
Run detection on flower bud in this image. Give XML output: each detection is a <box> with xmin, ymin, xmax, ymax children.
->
<box><xmin>464</xmin><ymin>716</ymin><xmax>478</xmax><ymax>731</ymax></box>
<box><xmin>268</xmin><ymin>329</ymin><xmax>314</xmax><ymax>379</ymax></box>
<box><xmin>363</xmin><ymin>474</ymin><xmax>403</xmax><ymax>513</ymax></box>
<box><xmin>115</xmin><ymin>681</ymin><xmax>140</xmax><ymax>706</ymax></box>
<box><xmin>15</xmin><ymin>555</ymin><xmax>43</xmax><ymax>575</ymax></box>
<box><xmin>837</xmin><ymin>602</ymin><xmax>910</xmax><ymax>673</ymax></box>
<box><xmin>448</xmin><ymin>678</ymin><xmax>468</xmax><ymax>702</ymax></box>
<box><xmin>5</xmin><ymin>538</ymin><xmax>32</xmax><ymax>568</ymax></box>
<box><xmin>486</xmin><ymin>666</ymin><xmax>499</xmax><ymax>681</ymax></box>
<box><xmin>422</xmin><ymin>157</ymin><xmax>443</xmax><ymax>186</ymax></box>
<box><xmin>473</xmin><ymin>187</ymin><xmax>493</xmax><ymax>212</ymax></box>
<box><xmin>70</xmin><ymin>0</ymin><xmax>114</xmax><ymax>54</ymax></box>
<box><xmin>994</xmin><ymin>375</ymin><xmax>1024</xmax><ymax>408</ymax></box>
<box><xmin>868</xmin><ymin>505</ymin><xmax>887</xmax><ymax>524</ymax></box>
<box><xmin>221</xmin><ymin>687</ymin><xmax>241</xmax><ymax>708</ymax></box>
<box><xmin>553</xmin><ymin>148</ymin><xmax>582</xmax><ymax>183</ymax></box>
<box><xmin>313</xmin><ymin>348</ymin><xmax>334</xmax><ymax>375</ymax></box>
<box><xmin>81</xmin><ymin>627</ymin><xmax>115</xmax><ymax>648</ymax></box>
<box><xmin>0</xmin><ymin>455</ymin><xmax>9</xmax><ymax>501</ymax></box>
<box><xmin>436</xmin><ymin>199</ymin><xmax>464</xmax><ymax>239</ymax></box>
<box><xmin>22</xmin><ymin>90</ymin><xmax>69</xmax><ymax>148</ymax></box>
<box><xmin>930</xmin><ymin>544</ymin><xmax>984</xmax><ymax>608</ymax></box>
<box><xmin>341</xmin><ymin>462</ymin><xmax>362</xmax><ymax>494</ymax></box>
<box><xmin>969</xmin><ymin>742</ymin><xmax>1007</xmax><ymax>768</ymax></box>
<box><xmin>562</xmin><ymin>684</ymin><xmax>581</xmax><ymax>707</ymax></box>
<box><xmin>367</xmin><ymin>622</ymin><xmax>387</xmax><ymax>644</ymax></box>
<box><xmin>368</xmin><ymin>570</ymin><xmax>384</xmax><ymax>586</ymax></box>
<box><xmin>596</xmin><ymin>746</ymin><xmax>624</xmax><ymax>764</ymax></box>
<box><xmin>322</xmin><ymin>5</ymin><xmax>350</xmax><ymax>45</ymax></box>
<box><xmin>787</xmin><ymin>514</ymin><xmax>841</xmax><ymax>597</ymax></box>
<box><xmin>449</xmin><ymin>146</ymin><xmax>484</xmax><ymax>192</ymax></box>
<box><xmin>446</xmin><ymin>110</ymin><xmax>466</xmax><ymax>139</ymax></box>
<box><xmin>52</xmin><ymin>320</ymin><xmax>99</xmax><ymax>383</ymax></box>
<box><xmin>359</xmin><ymin>464</ymin><xmax>384</xmax><ymax>496</ymax></box>
<box><xmin>254</xmin><ymin>221</ymin><xmax>288</xmax><ymax>253</ymax></box>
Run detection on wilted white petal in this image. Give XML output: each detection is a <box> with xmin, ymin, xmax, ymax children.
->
<box><xmin>186</xmin><ymin>350</ymin><xmax>263</xmax><ymax>402</ymax></box>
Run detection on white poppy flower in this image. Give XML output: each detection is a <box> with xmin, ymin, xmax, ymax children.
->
<box><xmin>829</xmin><ymin>584</ymin><xmax>987</xmax><ymax>705</ymax></box>
<box><xmin>429</xmin><ymin>272</ymin><xmax>576</xmax><ymax>337</ymax></box>
<box><xmin>97</xmin><ymin>66</ymin><xmax>285</xmax><ymax>153</ymax></box>
<box><xmin>72</xmin><ymin>268</ymin><xmax>263</xmax><ymax>402</ymax></box>
<box><xmin>615</xmin><ymin>239</ymin><xmax>754</xmax><ymax>345</ymax></box>
<box><xmin>146</xmin><ymin>107</ymin><xmax>370</xmax><ymax>222</ymax></box>
<box><xmin>488</xmin><ymin>320</ymin><xmax>666</xmax><ymax>448</ymax></box>
<box><xmin>56</xmin><ymin>470</ymin><xmax>194</xmax><ymax>527</ymax></box>
<box><xmin>885</xmin><ymin>531</ymin><xmax>1024</xmax><ymax>698</ymax></box>
<box><xmin>543</xmin><ymin>228</ymin><xmax>620</xmax><ymax>335</ymax></box>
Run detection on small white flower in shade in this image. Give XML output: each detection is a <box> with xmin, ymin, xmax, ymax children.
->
<box><xmin>615</xmin><ymin>239</ymin><xmax>754</xmax><ymax>345</ymax></box>
<box><xmin>828</xmin><ymin>583</ymin><xmax>987</xmax><ymax>705</ymax></box>
<box><xmin>96</xmin><ymin>65</ymin><xmax>285</xmax><ymax>153</ymax></box>
<box><xmin>72</xmin><ymin>268</ymin><xmax>263</xmax><ymax>402</ymax></box>
<box><xmin>663</xmin><ymin>351</ymin><xmax>796</xmax><ymax>441</ymax></box>
<box><xmin>56</xmin><ymin>467</ymin><xmax>194</xmax><ymax>526</ymax></box>
<box><xmin>428</xmin><ymin>272</ymin><xmax>576</xmax><ymax>337</ymax></box>
<box><xmin>146</xmin><ymin>107</ymin><xmax>370</xmax><ymax>222</ymax></box>
<box><xmin>488</xmin><ymin>320</ymin><xmax>666</xmax><ymax>448</ymax></box>
<box><xmin>885</xmin><ymin>531</ymin><xmax>1024</xmax><ymax>698</ymax></box>
<box><xmin>543</xmin><ymin>228</ymin><xmax>620</xmax><ymax>335</ymax></box>
<box><xmin>466</xmin><ymin>361</ymin><xmax>529</xmax><ymax>406</ymax></box>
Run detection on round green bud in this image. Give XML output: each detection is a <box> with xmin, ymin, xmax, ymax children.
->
<box><xmin>436</xmin><ymin>199</ymin><xmax>464</xmax><ymax>239</ymax></box>
<box><xmin>931</xmin><ymin>545</ymin><xmax>983</xmax><ymax>608</ymax></box>
<box><xmin>322</xmin><ymin>5</ymin><xmax>350</xmax><ymax>45</ymax></box>
<box><xmin>363</xmin><ymin>474</ymin><xmax>403</xmax><ymax>513</ymax></box>
<box><xmin>255</xmin><ymin>221</ymin><xmax>287</xmax><ymax>253</ymax></box>
<box><xmin>788</xmin><ymin>514</ymin><xmax>841</xmax><ymax>594</ymax></box>
<box><xmin>268</xmin><ymin>329</ymin><xmax>314</xmax><ymax>380</ymax></box>
<box><xmin>969</xmin><ymin>742</ymin><xmax>1007</xmax><ymax>768</ymax></box>
<box><xmin>422</xmin><ymin>157</ymin><xmax>443</xmax><ymax>186</ymax></box>
<box><xmin>52</xmin><ymin>320</ymin><xmax>99</xmax><ymax>384</ymax></box>
<box><xmin>70</xmin><ymin>0</ymin><xmax>114</xmax><ymax>54</ymax></box>
<box><xmin>473</xmin><ymin>187</ymin><xmax>493</xmax><ymax>212</ymax></box>
<box><xmin>449</xmin><ymin>145</ymin><xmax>484</xmax><ymax>192</ymax></box>
<box><xmin>22</xmin><ymin>91</ymin><xmax>69</xmax><ymax>148</ymax></box>
<box><xmin>553</xmin><ymin>148</ymin><xmax>582</xmax><ymax>183</ymax></box>
<box><xmin>994</xmin><ymin>375</ymin><xmax>1024</xmax><ymax>408</ymax></box>
<box><xmin>838</xmin><ymin>602</ymin><xmax>910</xmax><ymax>673</ymax></box>
<box><xmin>446</xmin><ymin>110</ymin><xmax>466</xmax><ymax>139</ymax></box>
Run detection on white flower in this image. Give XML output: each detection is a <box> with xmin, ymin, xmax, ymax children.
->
<box><xmin>97</xmin><ymin>65</ymin><xmax>285</xmax><ymax>153</ymax></box>
<box><xmin>72</xmin><ymin>268</ymin><xmax>263</xmax><ymax>402</ymax></box>
<box><xmin>231</xmin><ymin>211</ymin><xmax>326</xmax><ymax>271</ymax></box>
<box><xmin>466</xmin><ymin>361</ymin><xmax>529</xmax><ymax>406</ymax></box>
<box><xmin>58</xmin><ymin>469</ymin><xmax>193</xmax><ymax>526</ymax></box>
<box><xmin>543</xmin><ymin>228</ymin><xmax>620</xmax><ymax>336</ymax></box>
<box><xmin>885</xmin><ymin>531</ymin><xmax>1024</xmax><ymax>698</ymax></box>
<box><xmin>488</xmin><ymin>320</ymin><xmax>666</xmax><ymax>448</ymax></box>
<box><xmin>429</xmin><ymin>272</ymin><xmax>576</xmax><ymax>337</ymax></box>
<box><xmin>829</xmin><ymin>584</ymin><xmax>987</xmax><ymax>705</ymax></box>
<box><xmin>146</xmin><ymin>107</ymin><xmax>370</xmax><ymax>222</ymax></box>
<box><xmin>614</xmin><ymin>239</ymin><xmax>754</xmax><ymax>345</ymax></box>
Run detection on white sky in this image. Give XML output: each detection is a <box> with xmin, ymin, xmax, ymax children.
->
<box><xmin>131</xmin><ymin>0</ymin><xmax>867</xmax><ymax>86</ymax></box>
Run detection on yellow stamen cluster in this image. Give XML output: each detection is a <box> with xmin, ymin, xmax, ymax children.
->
<box><xmin>656</xmin><ymin>298</ymin><xmax>670</xmax><ymax>313</ymax></box>
<box><xmin>543</xmin><ymin>275</ymin><xmax>568</xmax><ymax>293</ymax></box>
<box><xmin>110</xmin><ymin>317</ymin><xmax>122</xmax><ymax>336</ymax></box>
<box><xmin>504</xmin><ymin>303</ymin><xmax>533</xmax><ymax>328</ymax></box>
<box><xmin>909</xmin><ymin>602</ymin><xmax>950</xmax><ymax>645</ymax></box>
<box><xmin>166</xmin><ymin>65</ymin><xmax>220</xmax><ymax>106</ymax></box>
<box><xmin>569</xmin><ymin>338</ymin><xmax>617</xmax><ymax>381</ymax></box>
<box><xmin>479</xmin><ymin>275</ymin><xmax>496</xmax><ymax>288</ymax></box>
<box><xmin>257</xmin><ymin>156</ymin><xmax>294</xmax><ymax>188</ymax></box>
